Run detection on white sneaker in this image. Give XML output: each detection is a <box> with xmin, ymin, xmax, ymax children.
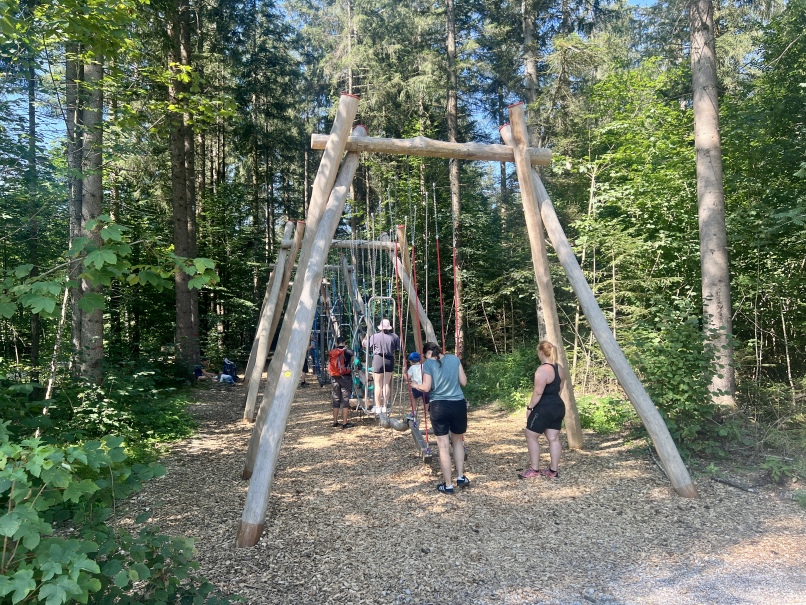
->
<box><xmin>380</xmin><ymin>407</ymin><xmax>388</xmax><ymax>414</ymax></box>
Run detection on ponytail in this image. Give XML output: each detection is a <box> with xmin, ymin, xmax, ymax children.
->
<box><xmin>537</xmin><ymin>340</ymin><xmax>557</xmax><ymax>363</ymax></box>
<box><xmin>423</xmin><ymin>342</ymin><xmax>443</xmax><ymax>367</ymax></box>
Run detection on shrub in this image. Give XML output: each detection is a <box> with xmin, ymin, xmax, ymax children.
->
<box><xmin>0</xmin><ymin>422</ymin><xmax>237</xmax><ymax>605</ymax></box>
<box><xmin>576</xmin><ymin>395</ymin><xmax>637</xmax><ymax>434</ymax></box>
<box><xmin>464</xmin><ymin>345</ymin><xmax>539</xmax><ymax>410</ymax></box>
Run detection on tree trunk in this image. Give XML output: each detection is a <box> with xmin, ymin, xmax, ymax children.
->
<box><xmin>24</xmin><ymin>11</ymin><xmax>40</xmax><ymax>374</ymax></box>
<box><xmin>66</xmin><ymin>43</ymin><xmax>83</xmax><ymax>370</ymax></box>
<box><xmin>445</xmin><ymin>0</ymin><xmax>464</xmax><ymax>357</ymax></box>
<box><xmin>169</xmin><ymin>0</ymin><xmax>198</xmax><ymax>371</ymax></box>
<box><xmin>690</xmin><ymin>0</ymin><xmax>735</xmax><ymax>407</ymax></box>
<box><xmin>80</xmin><ymin>57</ymin><xmax>104</xmax><ymax>383</ymax></box>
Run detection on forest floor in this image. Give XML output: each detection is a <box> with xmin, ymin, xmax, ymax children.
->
<box><xmin>121</xmin><ymin>379</ymin><xmax>806</xmax><ymax>605</ymax></box>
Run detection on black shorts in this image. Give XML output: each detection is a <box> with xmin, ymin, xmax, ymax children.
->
<box><xmin>411</xmin><ymin>388</ymin><xmax>429</xmax><ymax>403</ymax></box>
<box><xmin>331</xmin><ymin>375</ymin><xmax>352</xmax><ymax>408</ymax></box>
<box><xmin>372</xmin><ymin>356</ymin><xmax>395</xmax><ymax>374</ymax></box>
<box><xmin>526</xmin><ymin>403</ymin><xmax>565</xmax><ymax>434</ymax></box>
<box><xmin>429</xmin><ymin>399</ymin><xmax>467</xmax><ymax>437</ymax></box>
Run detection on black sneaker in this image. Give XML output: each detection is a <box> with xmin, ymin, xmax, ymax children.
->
<box><xmin>456</xmin><ymin>475</ymin><xmax>471</xmax><ymax>488</ymax></box>
<box><xmin>436</xmin><ymin>483</ymin><xmax>455</xmax><ymax>495</ymax></box>
<box><xmin>331</xmin><ymin>422</ymin><xmax>340</xmax><ymax>427</ymax></box>
<box><xmin>341</xmin><ymin>422</ymin><xmax>354</xmax><ymax>429</ymax></box>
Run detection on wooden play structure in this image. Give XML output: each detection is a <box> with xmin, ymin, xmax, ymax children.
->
<box><xmin>234</xmin><ymin>93</ymin><xmax>697</xmax><ymax>548</ymax></box>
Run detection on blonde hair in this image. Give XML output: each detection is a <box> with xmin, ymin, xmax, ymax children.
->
<box><xmin>537</xmin><ymin>341</ymin><xmax>557</xmax><ymax>363</ymax></box>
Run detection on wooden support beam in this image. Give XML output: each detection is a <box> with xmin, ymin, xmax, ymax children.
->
<box><xmin>502</xmin><ymin>107</ymin><xmax>584</xmax><ymax>450</ymax></box>
<box><xmin>242</xmin><ymin>220</ymin><xmax>295</xmax><ymax>421</ymax></box>
<box><xmin>236</xmin><ymin>125</ymin><xmax>366</xmax><ymax>548</ymax></box>
<box><xmin>502</xmin><ymin>121</ymin><xmax>698</xmax><ymax>499</ymax></box>
<box><xmin>241</xmin><ymin>94</ymin><xmax>359</xmax><ymax>484</ymax></box>
<box><xmin>380</xmin><ymin>234</ymin><xmax>437</xmax><ymax>343</ymax></box>
<box><xmin>279</xmin><ymin>239</ymin><xmax>396</xmax><ymax>250</ymax></box>
<box><xmin>311</xmin><ymin>133</ymin><xmax>552</xmax><ymax>166</ymax></box>
<box><xmin>396</xmin><ymin>224</ymin><xmax>423</xmax><ymax>355</ymax></box>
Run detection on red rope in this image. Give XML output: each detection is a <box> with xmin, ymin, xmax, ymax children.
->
<box><xmin>453</xmin><ymin>243</ymin><xmax>460</xmax><ymax>355</ymax></box>
<box><xmin>435</xmin><ymin>235</ymin><xmax>446</xmax><ymax>347</ymax></box>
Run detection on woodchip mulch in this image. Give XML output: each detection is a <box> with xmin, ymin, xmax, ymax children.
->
<box><xmin>121</xmin><ymin>381</ymin><xmax>806</xmax><ymax>605</ymax></box>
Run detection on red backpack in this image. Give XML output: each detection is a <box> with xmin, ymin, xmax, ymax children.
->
<box><xmin>327</xmin><ymin>348</ymin><xmax>351</xmax><ymax>376</ymax></box>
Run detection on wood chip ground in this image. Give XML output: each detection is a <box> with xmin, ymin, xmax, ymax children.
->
<box><xmin>120</xmin><ymin>382</ymin><xmax>806</xmax><ymax>604</ymax></box>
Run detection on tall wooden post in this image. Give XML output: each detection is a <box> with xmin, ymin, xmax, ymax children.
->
<box><xmin>503</xmin><ymin>122</ymin><xmax>698</xmax><ymax>499</ymax></box>
<box><xmin>241</xmin><ymin>95</ymin><xmax>360</xmax><ymax>479</ymax></box>
<box><xmin>395</xmin><ymin>224</ymin><xmax>423</xmax><ymax>354</ymax></box>
<box><xmin>502</xmin><ymin>106</ymin><xmax>584</xmax><ymax>450</ymax></box>
<box><xmin>236</xmin><ymin>127</ymin><xmax>366</xmax><ymax>547</ymax></box>
<box><xmin>242</xmin><ymin>221</ymin><xmax>301</xmax><ymax>421</ymax></box>
<box><xmin>267</xmin><ymin>221</ymin><xmax>305</xmax><ymax>355</ymax></box>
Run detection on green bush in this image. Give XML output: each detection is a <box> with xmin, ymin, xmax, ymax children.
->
<box><xmin>576</xmin><ymin>395</ymin><xmax>637</xmax><ymax>434</ymax></box>
<box><xmin>0</xmin><ymin>422</ymin><xmax>237</xmax><ymax>605</ymax></box>
<box><xmin>624</xmin><ymin>297</ymin><xmax>722</xmax><ymax>455</ymax></box>
<box><xmin>464</xmin><ymin>345</ymin><xmax>539</xmax><ymax>410</ymax></box>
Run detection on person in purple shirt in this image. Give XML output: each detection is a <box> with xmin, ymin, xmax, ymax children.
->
<box><xmin>364</xmin><ymin>318</ymin><xmax>400</xmax><ymax>414</ymax></box>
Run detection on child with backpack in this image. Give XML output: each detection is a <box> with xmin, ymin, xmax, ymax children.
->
<box><xmin>327</xmin><ymin>337</ymin><xmax>355</xmax><ymax>428</ymax></box>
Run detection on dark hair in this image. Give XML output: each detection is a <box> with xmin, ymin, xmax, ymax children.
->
<box><xmin>336</xmin><ymin>336</ymin><xmax>346</xmax><ymax>345</ymax></box>
<box><xmin>423</xmin><ymin>342</ymin><xmax>442</xmax><ymax>367</ymax></box>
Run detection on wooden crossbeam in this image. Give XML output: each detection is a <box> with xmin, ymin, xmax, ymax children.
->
<box><xmin>310</xmin><ymin>133</ymin><xmax>551</xmax><ymax>165</ymax></box>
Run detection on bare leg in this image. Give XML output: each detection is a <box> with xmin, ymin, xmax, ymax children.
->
<box><xmin>373</xmin><ymin>372</ymin><xmax>383</xmax><ymax>409</ymax></box>
<box><xmin>451</xmin><ymin>433</ymin><xmax>465</xmax><ymax>478</ymax></box>
<box><xmin>524</xmin><ymin>428</ymin><xmax>542</xmax><ymax>470</ymax></box>
<box><xmin>436</xmin><ymin>434</ymin><xmax>453</xmax><ymax>486</ymax></box>
<box><xmin>545</xmin><ymin>428</ymin><xmax>561</xmax><ymax>471</ymax></box>
<box><xmin>341</xmin><ymin>406</ymin><xmax>349</xmax><ymax>423</ymax></box>
<box><xmin>380</xmin><ymin>371</ymin><xmax>392</xmax><ymax>409</ymax></box>
<box><xmin>332</xmin><ymin>408</ymin><xmax>339</xmax><ymax>423</ymax></box>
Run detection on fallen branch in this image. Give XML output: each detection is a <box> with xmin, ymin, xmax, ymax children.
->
<box><xmin>711</xmin><ymin>476</ymin><xmax>756</xmax><ymax>493</ymax></box>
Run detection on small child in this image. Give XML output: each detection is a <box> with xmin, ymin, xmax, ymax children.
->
<box><xmin>406</xmin><ymin>352</ymin><xmax>429</xmax><ymax>408</ymax></box>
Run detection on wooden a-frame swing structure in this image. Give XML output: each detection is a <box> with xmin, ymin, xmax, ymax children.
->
<box><xmin>234</xmin><ymin>93</ymin><xmax>697</xmax><ymax>548</ymax></box>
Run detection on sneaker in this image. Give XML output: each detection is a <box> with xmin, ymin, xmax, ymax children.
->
<box><xmin>341</xmin><ymin>422</ymin><xmax>354</xmax><ymax>429</ymax></box>
<box><xmin>518</xmin><ymin>467</ymin><xmax>541</xmax><ymax>479</ymax></box>
<box><xmin>436</xmin><ymin>483</ymin><xmax>455</xmax><ymax>495</ymax></box>
<box><xmin>380</xmin><ymin>407</ymin><xmax>388</xmax><ymax>414</ymax></box>
<box><xmin>331</xmin><ymin>422</ymin><xmax>340</xmax><ymax>427</ymax></box>
<box><xmin>538</xmin><ymin>468</ymin><xmax>559</xmax><ymax>479</ymax></box>
<box><xmin>456</xmin><ymin>476</ymin><xmax>471</xmax><ymax>488</ymax></box>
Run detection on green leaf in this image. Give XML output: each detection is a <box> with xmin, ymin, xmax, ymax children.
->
<box><xmin>193</xmin><ymin>257</ymin><xmax>215</xmax><ymax>272</ymax></box>
<box><xmin>0</xmin><ymin>511</ymin><xmax>22</xmax><ymax>536</ymax></box>
<box><xmin>114</xmin><ymin>569</ymin><xmax>129</xmax><ymax>589</ymax></box>
<box><xmin>1</xmin><ymin>569</ymin><xmax>36</xmax><ymax>604</ymax></box>
<box><xmin>14</xmin><ymin>264</ymin><xmax>34</xmax><ymax>278</ymax></box>
<box><xmin>0</xmin><ymin>301</ymin><xmax>17</xmax><ymax>318</ymax></box>
<box><xmin>63</xmin><ymin>479</ymin><xmax>99</xmax><ymax>503</ymax></box>
<box><xmin>84</xmin><ymin>249</ymin><xmax>118</xmax><ymax>270</ymax></box>
<box><xmin>77</xmin><ymin>292</ymin><xmax>105</xmax><ymax>313</ymax></box>
<box><xmin>100</xmin><ymin>224</ymin><xmax>123</xmax><ymax>242</ymax></box>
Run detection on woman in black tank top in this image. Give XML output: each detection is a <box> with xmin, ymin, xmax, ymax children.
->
<box><xmin>519</xmin><ymin>341</ymin><xmax>566</xmax><ymax>480</ymax></box>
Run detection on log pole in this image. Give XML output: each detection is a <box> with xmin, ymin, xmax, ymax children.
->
<box><xmin>242</xmin><ymin>220</ymin><xmax>294</xmax><ymax>421</ymax></box>
<box><xmin>267</xmin><ymin>221</ymin><xmax>306</xmax><ymax>364</ymax></box>
<box><xmin>380</xmin><ymin>234</ymin><xmax>437</xmax><ymax>343</ymax></box>
<box><xmin>396</xmin><ymin>224</ymin><xmax>423</xmax><ymax>355</ymax></box>
<box><xmin>236</xmin><ymin>127</ymin><xmax>366</xmax><ymax>547</ymax></box>
<box><xmin>279</xmin><ymin>239</ymin><xmax>396</xmax><ymax>250</ymax></box>
<box><xmin>502</xmin><ymin>107</ymin><xmax>583</xmax><ymax>450</ymax></box>
<box><xmin>503</xmin><ymin>121</ymin><xmax>698</xmax><ymax>498</ymax></box>
<box><xmin>310</xmin><ymin>133</ymin><xmax>552</xmax><ymax>166</ymax></box>
<box><xmin>241</xmin><ymin>94</ymin><xmax>359</xmax><ymax>481</ymax></box>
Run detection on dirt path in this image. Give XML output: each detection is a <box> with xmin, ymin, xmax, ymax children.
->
<box><xmin>123</xmin><ymin>384</ymin><xmax>806</xmax><ymax>605</ymax></box>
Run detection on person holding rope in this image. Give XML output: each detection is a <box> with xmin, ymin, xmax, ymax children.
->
<box><xmin>519</xmin><ymin>341</ymin><xmax>566</xmax><ymax>479</ymax></box>
<box><xmin>420</xmin><ymin>342</ymin><xmax>470</xmax><ymax>494</ymax></box>
<box><xmin>364</xmin><ymin>318</ymin><xmax>400</xmax><ymax>415</ymax></box>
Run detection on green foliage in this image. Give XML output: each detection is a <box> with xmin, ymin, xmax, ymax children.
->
<box><xmin>0</xmin><ymin>423</ymin><xmax>238</xmax><ymax>605</ymax></box>
<box><xmin>624</xmin><ymin>298</ymin><xmax>721</xmax><ymax>454</ymax></box>
<box><xmin>576</xmin><ymin>395</ymin><xmax>637</xmax><ymax>435</ymax></box>
<box><xmin>464</xmin><ymin>346</ymin><xmax>540</xmax><ymax>410</ymax></box>
<box><xmin>759</xmin><ymin>456</ymin><xmax>800</xmax><ymax>484</ymax></box>
<box><xmin>793</xmin><ymin>491</ymin><xmax>806</xmax><ymax>510</ymax></box>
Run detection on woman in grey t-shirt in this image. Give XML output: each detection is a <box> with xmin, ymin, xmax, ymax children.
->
<box><xmin>420</xmin><ymin>342</ymin><xmax>470</xmax><ymax>494</ymax></box>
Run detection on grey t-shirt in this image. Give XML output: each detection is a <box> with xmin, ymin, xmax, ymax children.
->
<box><xmin>368</xmin><ymin>331</ymin><xmax>400</xmax><ymax>358</ymax></box>
<box><xmin>423</xmin><ymin>354</ymin><xmax>465</xmax><ymax>401</ymax></box>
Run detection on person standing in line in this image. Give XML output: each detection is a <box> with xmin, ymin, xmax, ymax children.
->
<box><xmin>328</xmin><ymin>336</ymin><xmax>355</xmax><ymax>428</ymax></box>
<box><xmin>364</xmin><ymin>318</ymin><xmax>400</xmax><ymax>414</ymax></box>
<box><xmin>420</xmin><ymin>342</ymin><xmax>470</xmax><ymax>494</ymax></box>
<box><xmin>406</xmin><ymin>352</ymin><xmax>429</xmax><ymax>411</ymax></box>
<box><xmin>519</xmin><ymin>340</ymin><xmax>566</xmax><ymax>479</ymax></box>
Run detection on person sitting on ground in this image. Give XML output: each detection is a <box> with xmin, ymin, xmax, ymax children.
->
<box><xmin>220</xmin><ymin>358</ymin><xmax>239</xmax><ymax>384</ymax></box>
<box><xmin>194</xmin><ymin>358</ymin><xmax>217</xmax><ymax>381</ymax></box>
<box><xmin>327</xmin><ymin>336</ymin><xmax>355</xmax><ymax>428</ymax></box>
<box><xmin>519</xmin><ymin>340</ymin><xmax>566</xmax><ymax>480</ymax></box>
<box><xmin>420</xmin><ymin>342</ymin><xmax>470</xmax><ymax>495</ymax></box>
<box><xmin>406</xmin><ymin>352</ymin><xmax>429</xmax><ymax>410</ymax></box>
